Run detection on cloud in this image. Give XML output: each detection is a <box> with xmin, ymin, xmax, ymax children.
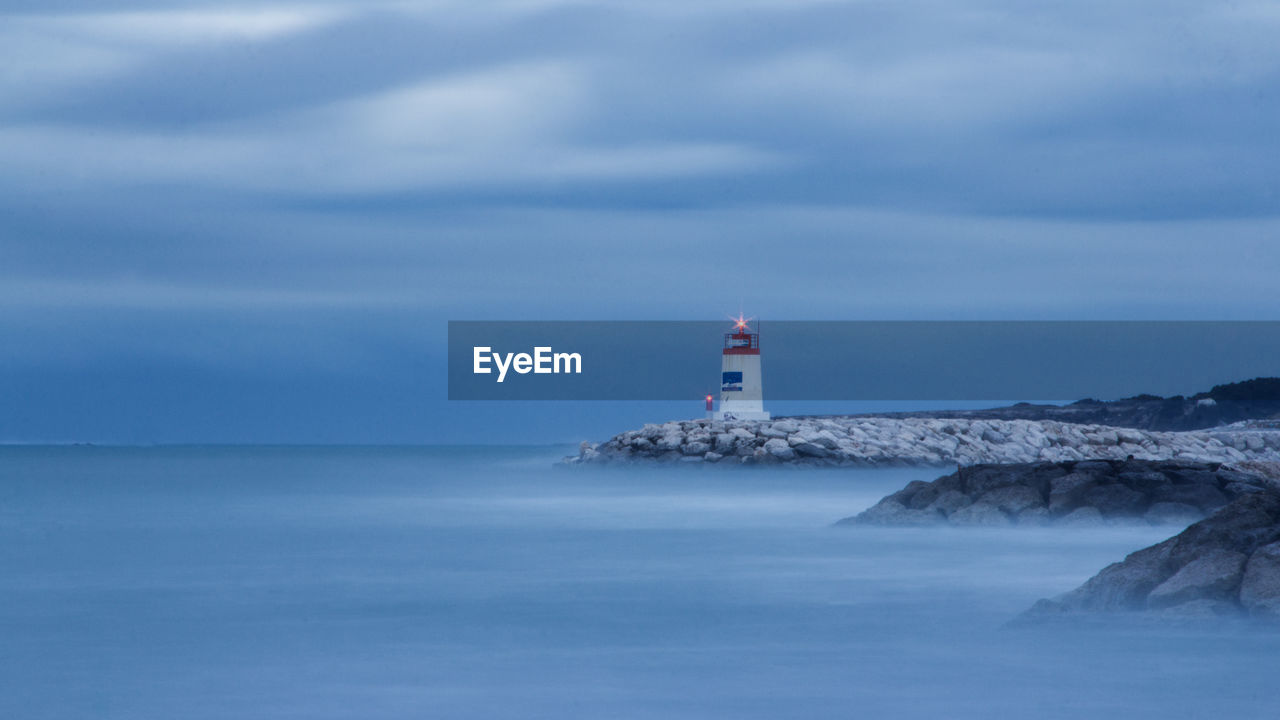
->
<box><xmin>0</xmin><ymin>59</ymin><xmax>783</xmax><ymax>195</ymax></box>
<box><xmin>3</xmin><ymin>1</ymin><xmax>1278</xmax><ymax>217</ymax></box>
<box><xmin>3</xmin><ymin>0</ymin><xmax>1280</xmax><ymax>441</ymax></box>
<box><xmin>28</xmin><ymin>6</ymin><xmax>350</xmax><ymax>45</ymax></box>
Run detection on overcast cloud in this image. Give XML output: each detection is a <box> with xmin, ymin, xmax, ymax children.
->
<box><xmin>2</xmin><ymin>1</ymin><xmax>1279</xmax><ymax>442</ymax></box>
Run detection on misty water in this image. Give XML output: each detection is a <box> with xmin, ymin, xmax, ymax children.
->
<box><xmin>2</xmin><ymin>446</ymin><xmax>1275</xmax><ymax>718</ymax></box>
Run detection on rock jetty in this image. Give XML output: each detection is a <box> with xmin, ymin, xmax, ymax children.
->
<box><xmin>566</xmin><ymin>417</ymin><xmax>1280</xmax><ymax>467</ymax></box>
<box><xmin>841</xmin><ymin>459</ymin><xmax>1275</xmax><ymax>527</ymax></box>
<box><xmin>1020</xmin><ymin>489</ymin><xmax>1280</xmax><ymax>619</ymax></box>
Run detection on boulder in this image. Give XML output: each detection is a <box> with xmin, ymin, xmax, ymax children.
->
<box><xmin>810</xmin><ymin>430</ymin><xmax>841</xmax><ymax>450</ymax></box>
<box><xmin>758</xmin><ymin>425</ymin><xmax>788</xmax><ymax>439</ymax></box>
<box><xmin>763</xmin><ymin>438</ymin><xmax>795</xmax><ymax>461</ymax></box>
<box><xmin>1146</xmin><ymin>549</ymin><xmax>1247</xmax><ymax>609</ymax></box>
<box><xmin>1239</xmin><ymin>542</ymin><xmax>1280</xmax><ymax>617</ymax></box>
<box><xmin>1081</xmin><ymin>483</ymin><xmax>1148</xmax><ymax>517</ymax></box>
<box><xmin>1032</xmin><ymin>539</ymin><xmax>1175</xmax><ymax>613</ymax></box>
<box><xmin>791</xmin><ymin>441</ymin><xmax>831</xmax><ymax>458</ymax></box>
<box><xmin>925</xmin><ymin>490</ymin><xmax>972</xmax><ymax>515</ymax></box>
<box><xmin>1048</xmin><ymin>472</ymin><xmax>1096</xmax><ymax>515</ymax></box>
<box><xmin>1073</xmin><ymin>460</ymin><xmax>1115</xmax><ymax>475</ymax></box>
<box><xmin>976</xmin><ymin>484</ymin><xmax>1044</xmax><ymax>515</ymax></box>
<box><xmin>770</xmin><ymin>420</ymin><xmax>800</xmax><ymax>435</ymax></box>
<box><xmin>681</xmin><ymin>441</ymin><xmax>710</xmax><ymax>456</ymax></box>
<box><xmin>961</xmin><ymin>465</ymin><xmax>1025</xmax><ymax>495</ymax></box>
<box><xmin>843</xmin><ymin>460</ymin><xmax>1273</xmax><ymax>528</ymax></box>
<box><xmin>1020</xmin><ymin>491</ymin><xmax>1280</xmax><ymax>621</ymax></box>
<box><xmin>1116</xmin><ymin>471</ymin><xmax>1171</xmax><ymax>494</ymax></box>
<box><xmin>1152</xmin><ymin>484</ymin><xmax>1229</xmax><ymax>512</ymax></box>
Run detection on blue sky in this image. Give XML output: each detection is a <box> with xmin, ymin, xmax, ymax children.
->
<box><xmin>2</xmin><ymin>1</ymin><xmax>1280</xmax><ymax>443</ymax></box>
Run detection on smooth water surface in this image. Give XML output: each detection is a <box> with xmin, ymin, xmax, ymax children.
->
<box><xmin>1</xmin><ymin>446</ymin><xmax>1274</xmax><ymax>718</ymax></box>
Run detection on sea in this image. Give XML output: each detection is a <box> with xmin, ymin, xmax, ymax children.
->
<box><xmin>1</xmin><ymin>445</ymin><xmax>1275</xmax><ymax>719</ymax></box>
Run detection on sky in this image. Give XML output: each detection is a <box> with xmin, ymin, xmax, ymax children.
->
<box><xmin>2</xmin><ymin>0</ymin><xmax>1280</xmax><ymax>444</ymax></box>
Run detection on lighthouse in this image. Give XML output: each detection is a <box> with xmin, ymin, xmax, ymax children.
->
<box><xmin>712</xmin><ymin>314</ymin><xmax>771</xmax><ymax>421</ymax></box>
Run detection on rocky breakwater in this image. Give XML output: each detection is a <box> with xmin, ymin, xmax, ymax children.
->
<box><xmin>565</xmin><ymin>417</ymin><xmax>1280</xmax><ymax>467</ymax></box>
<box><xmin>1019</xmin><ymin>488</ymin><xmax>1280</xmax><ymax>620</ymax></box>
<box><xmin>841</xmin><ymin>459</ymin><xmax>1274</xmax><ymax>527</ymax></box>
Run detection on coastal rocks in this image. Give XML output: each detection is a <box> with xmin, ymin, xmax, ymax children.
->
<box><xmin>1020</xmin><ymin>491</ymin><xmax>1280</xmax><ymax>620</ymax></box>
<box><xmin>564</xmin><ymin>416</ymin><xmax>1280</xmax><ymax>468</ymax></box>
<box><xmin>839</xmin><ymin>459</ymin><xmax>1275</xmax><ymax>527</ymax></box>
<box><xmin>763</xmin><ymin>438</ymin><xmax>795</xmax><ymax>460</ymax></box>
<box><xmin>1240</xmin><ymin>543</ymin><xmax>1280</xmax><ymax>617</ymax></box>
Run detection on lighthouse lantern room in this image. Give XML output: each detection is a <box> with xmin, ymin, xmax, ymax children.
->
<box><xmin>711</xmin><ymin>314</ymin><xmax>770</xmax><ymax>421</ymax></box>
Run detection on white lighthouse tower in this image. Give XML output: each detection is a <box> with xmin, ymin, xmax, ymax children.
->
<box><xmin>712</xmin><ymin>314</ymin><xmax>770</xmax><ymax>421</ymax></box>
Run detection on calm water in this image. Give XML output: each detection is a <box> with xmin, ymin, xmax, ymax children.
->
<box><xmin>1</xmin><ymin>446</ymin><xmax>1275</xmax><ymax>719</ymax></box>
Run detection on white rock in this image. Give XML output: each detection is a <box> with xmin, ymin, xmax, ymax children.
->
<box><xmin>770</xmin><ymin>420</ymin><xmax>800</xmax><ymax>434</ymax></box>
<box><xmin>763</xmin><ymin>438</ymin><xmax>795</xmax><ymax>460</ymax></box>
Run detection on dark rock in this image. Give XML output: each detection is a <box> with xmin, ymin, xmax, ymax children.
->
<box><xmin>844</xmin><ymin>459</ymin><xmax>1273</xmax><ymax>527</ymax></box>
<box><xmin>1116</xmin><ymin>471</ymin><xmax>1171</xmax><ymax>494</ymax></box>
<box><xmin>1239</xmin><ymin>542</ymin><xmax>1280</xmax><ymax>618</ymax></box>
<box><xmin>1073</xmin><ymin>460</ymin><xmax>1115</xmax><ymax>476</ymax></box>
<box><xmin>925</xmin><ymin>490</ymin><xmax>972</xmax><ymax>515</ymax></box>
<box><xmin>1218</xmin><ymin>469</ymin><xmax>1274</xmax><ymax>487</ymax></box>
<box><xmin>1146</xmin><ymin>549</ymin><xmax>1247</xmax><ymax>609</ymax></box>
<box><xmin>1165</xmin><ymin>495</ymin><xmax>1280</xmax><ymax>570</ymax></box>
<box><xmin>1020</xmin><ymin>492</ymin><xmax>1280</xmax><ymax>621</ymax></box>
<box><xmin>1046</xmin><ymin>539</ymin><xmax>1175</xmax><ymax>611</ymax></box>
<box><xmin>960</xmin><ymin>465</ymin><xmax>1024</xmax><ymax>496</ymax></box>
<box><xmin>1082</xmin><ymin>484</ymin><xmax>1148</xmax><ymax>517</ymax></box>
<box><xmin>905</xmin><ymin>482</ymin><xmax>943</xmax><ymax>510</ymax></box>
<box><xmin>1151</xmin><ymin>484</ymin><xmax>1230</xmax><ymax>512</ymax></box>
<box><xmin>884</xmin><ymin>480</ymin><xmax>931</xmax><ymax>507</ymax></box>
<box><xmin>1165</xmin><ymin>468</ymin><xmax>1221</xmax><ymax>486</ymax></box>
<box><xmin>1048</xmin><ymin>472</ymin><xmax>1097</xmax><ymax>515</ymax></box>
<box><xmin>931</xmin><ymin>472</ymin><xmax>965</xmax><ymax>494</ymax></box>
<box><xmin>976</xmin><ymin>484</ymin><xmax>1044</xmax><ymax>515</ymax></box>
<box><xmin>1224</xmin><ymin>482</ymin><xmax>1267</xmax><ymax>499</ymax></box>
